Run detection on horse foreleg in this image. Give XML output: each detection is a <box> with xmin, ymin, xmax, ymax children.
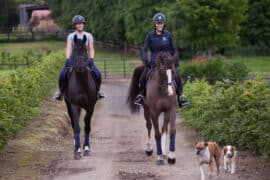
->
<box><xmin>151</xmin><ymin>114</ymin><xmax>164</xmax><ymax>165</ymax></box>
<box><xmin>161</xmin><ymin>112</ymin><xmax>170</xmax><ymax>157</ymax></box>
<box><xmin>168</xmin><ymin>111</ymin><xmax>176</xmax><ymax>164</ymax></box>
<box><xmin>144</xmin><ymin>105</ymin><xmax>153</xmax><ymax>156</ymax></box>
<box><xmin>65</xmin><ymin>101</ymin><xmax>75</xmax><ymax>130</ymax></box>
<box><xmin>83</xmin><ymin>107</ymin><xmax>94</xmax><ymax>156</ymax></box>
<box><xmin>69</xmin><ymin>104</ymin><xmax>82</xmax><ymax>160</ymax></box>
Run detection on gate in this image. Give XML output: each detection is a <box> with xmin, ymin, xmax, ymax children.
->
<box><xmin>95</xmin><ymin>57</ymin><xmax>140</xmax><ymax>79</ymax></box>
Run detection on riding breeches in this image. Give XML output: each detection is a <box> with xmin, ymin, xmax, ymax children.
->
<box><xmin>59</xmin><ymin>58</ymin><xmax>102</xmax><ymax>89</ymax></box>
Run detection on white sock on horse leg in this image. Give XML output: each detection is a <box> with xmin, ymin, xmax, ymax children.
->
<box><xmin>168</xmin><ymin>151</ymin><xmax>175</xmax><ymax>159</ymax></box>
<box><xmin>146</xmin><ymin>137</ymin><xmax>153</xmax><ymax>151</ymax></box>
<box><xmin>161</xmin><ymin>132</ymin><xmax>167</xmax><ymax>155</ymax></box>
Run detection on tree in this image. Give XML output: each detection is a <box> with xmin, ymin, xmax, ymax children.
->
<box><xmin>240</xmin><ymin>0</ymin><xmax>270</xmax><ymax>47</ymax></box>
<box><xmin>169</xmin><ymin>0</ymin><xmax>248</xmax><ymax>57</ymax></box>
<box><xmin>0</xmin><ymin>0</ymin><xmax>18</xmax><ymax>32</ymax></box>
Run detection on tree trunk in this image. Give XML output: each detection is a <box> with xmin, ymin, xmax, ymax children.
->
<box><xmin>123</xmin><ymin>41</ymin><xmax>127</xmax><ymax>55</ymax></box>
<box><xmin>207</xmin><ymin>48</ymin><xmax>212</xmax><ymax>59</ymax></box>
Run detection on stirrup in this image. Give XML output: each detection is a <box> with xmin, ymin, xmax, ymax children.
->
<box><xmin>97</xmin><ymin>91</ymin><xmax>105</xmax><ymax>100</ymax></box>
<box><xmin>134</xmin><ymin>94</ymin><xmax>144</xmax><ymax>106</ymax></box>
<box><xmin>53</xmin><ymin>92</ymin><xmax>64</xmax><ymax>101</ymax></box>
<box><xmin>178</xmin><ymin>96</ymin><xmax>189</xmax><ymax>108</ymax></box>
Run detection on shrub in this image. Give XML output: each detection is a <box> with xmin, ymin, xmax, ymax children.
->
<box><xmin>0</xmin><ymin>50</ymin><xmax>43</xmax><ymax>69</ymax></box>
<box><xmin>180</xmin><ymin>57</ymin><xmax>249</xmax><ymax>81</ymax></box>
<box><xmin>0</xmin><ymin>51</ymin><xmax>64</xmax><ymax>150</ymax></box>
<box><xmin>180</xmin><ymin>77</ymin><xmax>270</xmax><ymax>157</ymax></box>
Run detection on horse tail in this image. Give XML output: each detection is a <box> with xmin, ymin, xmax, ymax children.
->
<box><xmin>127</xmin><ymin>65</ymin><xmax>145</xmax><ymax>114</ymax></box>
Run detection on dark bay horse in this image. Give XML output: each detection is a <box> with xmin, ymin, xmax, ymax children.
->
<box><xmin>65</xmin><ymin>35</ymin><xmax>97</xmax><ymax>159</ymax></box>
<box><xmin>127</xmin><ymin>52</ymin><xmax>177</xmax><ymax>165</ymax></box>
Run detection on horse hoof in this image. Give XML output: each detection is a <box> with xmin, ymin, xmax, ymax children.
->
<box><xmin>83</xmin><ymin>150</ymin><xmax>90</xmax><ymax>156</ymax></box>
<box><xmin>74</xmin><ymin>152</ymin><xmax>82</xmax><ymax>160</ymax></box>
<box><xmin>156</xmin><ymin>159</ymin><xmax>165</xmax><ymax>165</ymax></box>
<box><xmin>167</xmin><ymin>158</ymin><xmax>176</xmax><ymax>164</ymax></box>
<box><xmin>145</xmin><ymin>150</ymin><xmax>153</xmax><ymax>156</ymax></box>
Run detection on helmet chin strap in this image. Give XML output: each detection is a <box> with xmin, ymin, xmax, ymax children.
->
<box><xmin>155</xmin><ymin>27</ymin><xmax>164</xmax><ymax>34</ymax></box>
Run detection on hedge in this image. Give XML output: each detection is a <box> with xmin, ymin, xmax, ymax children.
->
<box><xmin>180</xmin><ymin>78</ymin><xmax>270</xmax><ymax>158</ymax></box>
<box><xmin>0</xmin><ymin>51</ymin><xmax>64</xmax><ymax>149</ymax></box>
<box><xmin>180</xmin><ymin>57</ymin><xmax>250</xmax><ymax>82</ymax></box>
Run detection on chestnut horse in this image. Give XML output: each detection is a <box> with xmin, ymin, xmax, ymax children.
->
<box><xmin>65</xmin><ymin>35</ymin><xmax>97</xmax><ymax>159</ymax></box>
<box><xmin>127</xmin><ymin>52</ymin><xmax>177</xmax><ymax>165</ymax></box>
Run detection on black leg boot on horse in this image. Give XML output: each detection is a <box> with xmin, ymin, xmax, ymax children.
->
<box><xmin>134</xmin><ymin>67</ymin><xmax>148</xmax><ymax>106</ymax></box>
<box><xmin>175</xmin><ymin>71</ymin><xmax>189</xmax><ymax>108</ymax></box>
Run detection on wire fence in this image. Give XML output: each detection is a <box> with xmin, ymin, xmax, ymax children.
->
<box><xmin>0</xmin><ymin>29</ymin><xmax>69</xmax><ymax>42</ymax></box>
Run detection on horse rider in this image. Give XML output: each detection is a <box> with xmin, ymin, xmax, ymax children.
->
<box><xmin>134</xmin><ymin>13</ymin><xmax>189</xmax><ymax>108</ymax></box>
<box><xmin>54</xmin><ymin>15</ymin><xmax>105</xmax><ymax>101</ymax></box>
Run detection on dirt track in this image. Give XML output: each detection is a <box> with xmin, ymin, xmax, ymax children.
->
<box><xmin>0</xmin><ymin>80</ymin><xmax>269</xmax><ymax>180</ymax></box>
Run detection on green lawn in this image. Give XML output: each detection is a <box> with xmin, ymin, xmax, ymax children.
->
<box><xmin>0</xmin><ymin>69</ymin><xmax>16</xmax><ymax>78</ymax></box>
<box><xmin>227</xmin><ymin>56</ymin><xmax>270</xmax><ymax>73</ymax></box>
<box><xmin>0</xmin><ymin>41</ymin><xmax>65</xmax><ymax>55</ymax></box>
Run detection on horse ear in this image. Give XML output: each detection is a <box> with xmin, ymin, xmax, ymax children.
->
<box><xmin>74</xmin><ymin>34</ymin><xmax>78</xmax><ymax>43</ymax></box>
<box><xmin>83</xmin><ymin>35</ymin><xmax>87</xmax><ymax>43</ymax></box>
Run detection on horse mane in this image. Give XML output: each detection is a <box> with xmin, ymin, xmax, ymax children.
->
<box><xmin>155</xmin><ymin>52</ymin><xmax>176</xmax><ymax>93</ymax></box>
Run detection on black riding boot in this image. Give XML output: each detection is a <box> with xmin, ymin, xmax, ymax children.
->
<box><xmin>134</xmin><ymin>68</ymin><xmax>148</xmax><ymax>106</ymax></box>
<box><xmin>175</xmin><ymin>71</ymin><xmax>189</xmax><ymax>108</ymax></box>
<box><xmin>53</xmin><ymin>79</ymin><xmax>65</xmax><ymax>101</ymax></box>
<box><xmin>92</xmin><ymin>72</ymin><xmax>105</xmax><ymax>100</ymax></box>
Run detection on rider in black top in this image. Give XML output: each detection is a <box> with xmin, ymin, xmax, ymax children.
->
<box><xmin>134</xmin><ymin>13</ymin><xmax>189</xmax><ymax>108</ymax></box>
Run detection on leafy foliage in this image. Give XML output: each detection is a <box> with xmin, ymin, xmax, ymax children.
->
<box><xmin>240</xmin><ymin>0</ymin><xmax>270</xmax><ymax>47</ymax></box>
<box><xmin>46</xmin><ymin>0</ymin><xmax>249</xmax><ymax>52</ymax></box>
<box><xmin>0</xmin><ymin>50</ymin><xmax>43</xmax><ymax>68</ymax></box>
<box><xmin>180</xmin><ymin>57</ymin><xmax>250</xmax><ymax>81</ymax></box>
<box><xmin>0</xmin><ymin>51</ymin><xmax>64</xmax><ymax>150</ymax></box>
<box><xmin>180</xmin><ymin>78</ymin><xmax>270</xmax><ymax>157</ymax></box>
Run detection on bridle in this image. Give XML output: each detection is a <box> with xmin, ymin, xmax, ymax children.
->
<box><xmin>156</xmin><ymin>53</ymin><xmax>175</xmax><ymax>96</ymax></box>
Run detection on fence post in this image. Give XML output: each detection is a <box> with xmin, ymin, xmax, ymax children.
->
<box><xmin>123</xmin><ymin>56</ymin><xmax>126</xmax><ymax>78</ymax></box>
<box><xmin>104</xmin><ymin>59</ymin><xmax>107</xmax><ymax>79</ymax></box>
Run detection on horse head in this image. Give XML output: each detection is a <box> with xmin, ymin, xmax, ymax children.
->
<box><xmin>156</xmin><ymin>52</ymin><xmax>176</xmax><ymax>95</ymax></box>
<box><xmin>72</xmin><ymin>34</ymin><xmax>88</xmax><ymax>72</ymax></box>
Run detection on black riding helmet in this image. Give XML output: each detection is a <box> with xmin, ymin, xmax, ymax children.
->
<box><xmin>72</xmin><ymin>15</ymin><xmax>86</xmax><ymax>25</ymax></box>
<box><xmin>153</xmin><ymin>13</ymin><xmax>166</xmax><ymax>24</ymax></box>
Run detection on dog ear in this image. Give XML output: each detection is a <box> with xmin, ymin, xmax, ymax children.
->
<box><xmin>74</xmin><ymin>34</ymin><xmax>78</xmax><ymax>43</ymax></box>
<box><xmin>232</xmin><ymin>146</ymin><xmax>236</xmax><ymax>151</ymax></box>
<box><xmin>223</xmin><ymin>147</ymin><xmax>227</xmax><ymax>154</ymax></box>
<box><xmin>83</xmin><ymin>35</ymin><xmax>87</xmax><ymax>43</ymax></box>
<box><xmin>204</xmin><ymin>142</ymin><xmax>208</xmax><ymax>147</ymax></box>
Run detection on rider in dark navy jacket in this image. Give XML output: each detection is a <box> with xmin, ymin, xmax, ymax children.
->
<box><xmin>134</xmin><ymin>13</ymin><xmax>189</xmax><ymax>108</ymax></box>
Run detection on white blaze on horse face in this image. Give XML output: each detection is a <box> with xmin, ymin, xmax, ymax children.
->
<box><xmin>161</xmin><ymin>132</ymin><xmax>167</xmax><ymax>155</ymax></box>
<box><xmin>166</xmin><ymin>69</ymin><xmax>174</xmax><ymax>96</ymax></box>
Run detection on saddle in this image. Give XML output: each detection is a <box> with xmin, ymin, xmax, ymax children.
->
<box><xmin>65</xmin><ymin>66</ymin><xmax>99</xmax><ymax>92</ymax></box>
